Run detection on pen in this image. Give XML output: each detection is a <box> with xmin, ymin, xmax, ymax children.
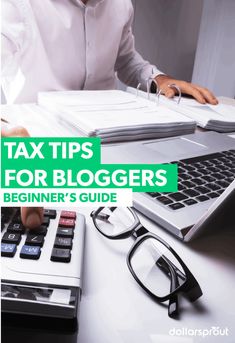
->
<box><xmin>1</xmin><ymin>118</ymin><xmax>9</xmax><ymax>123</ymax></box>
<box><xmin>1</xmin><ymin>118</ymin><xmax>10</xmax><ymax>131</ymax></box>
<box><xmin>1</xmin><ymin>118</ymin><xmax>17</xmax><ymax>131</ymax></box>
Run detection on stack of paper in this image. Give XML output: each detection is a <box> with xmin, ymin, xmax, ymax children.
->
<box><xmin>38</xmin><ymin>90</ymin><xmax>196</xmax><ymax>143</ymax></box>
<box><xmin>127</xmin><ymin>87</ymin><xmax>235</xmax><ymax>132</ymax></box>
<box><xmin>1</xmin><ymin>103</ymin><xmax>72</xmax><ymax>137</ymax></box>
<box><xmin>175</xmin><ymin>101</ymin><xmax>235</xmax><ymax>132</ymax></box>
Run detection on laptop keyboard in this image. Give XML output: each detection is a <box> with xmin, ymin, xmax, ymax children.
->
<box><xmin>146</xmin><ymin>150</ymin><xmax>235</xmax><ymax>210</ymax></box>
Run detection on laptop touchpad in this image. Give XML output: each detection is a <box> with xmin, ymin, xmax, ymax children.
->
<box><xmin>144</xmin><ymin>137</ymin><xmax>207</xmax><ymax>159</ymax></box>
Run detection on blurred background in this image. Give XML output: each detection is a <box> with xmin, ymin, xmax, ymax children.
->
<box><xmin>131</xmin><ymin>0</ymin><xmax>235</xmax><ymax>98</ymax></box>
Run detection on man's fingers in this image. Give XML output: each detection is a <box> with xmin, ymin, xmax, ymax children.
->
<box><xmin>194</xmin><ymin>85</ymin><xmax>218</xmax><ymax>105</ymax></box>
<box><xmin>164</xmin><ymin>87</ymin><xmax>176</xmax><ymax>99</ymax></box>
<box><xmin>182</xmin><ymin>85</ymin><xmax>206</xmax><ymax>104</ymax></box>
<box><xmin>1</xmin><ymin>126</ymin><xmax>30</xmax><ymax>137</ymax></box>
<box><xmin>155</xmin><ymin>75</ymin><xmax>218</xmax><ymax>105</ymax></box>
<box><xmin>21</xmin><ymin>207</ymin><xmax>44</xmax><ymax>229</ymax></box>
<box><xmin>163</xmin><ymin>83</ymin><xmax>206</xmax><ymax>104</ymax></box>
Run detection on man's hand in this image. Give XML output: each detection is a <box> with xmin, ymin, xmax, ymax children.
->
<box><xmin>20</xmin><ymin>207</ymin><xmax>44</xmax><ymax>229</ymax></box>
<box><xmin>155</xmin><ymin>75</ymin><xmax>218</xmax><ymax>105</ymax></box>
<box><xmin>1</xmin><ymin>123</ymin><xmax>44</xmax><ymax>229</ymax></box>
<box><xmin>1</xmin><ymin>126</ymin><xmax>30</xmax><ymax>138</ymax></box>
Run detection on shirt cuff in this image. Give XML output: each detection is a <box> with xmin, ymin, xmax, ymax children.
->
<box><xmin>139</xmin><ymin>64</ymin><xmax>165</xmax><ymax>91</ymax></box>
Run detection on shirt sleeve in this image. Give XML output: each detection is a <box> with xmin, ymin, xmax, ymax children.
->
<box><xmin>115</xmin><ymin>3</ymin><xmax>164</xmax><ymax>90</ymax></box>
<box><xmin>1</xmin><ymin>0</ymin><xmax>35</xmax><ymax>102</ymax></box>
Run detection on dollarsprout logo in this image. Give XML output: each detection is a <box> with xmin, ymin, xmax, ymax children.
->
<box><xmin>169</xmin><ymin>326</ymin><xmax>229</xmax><ymax>338</ymax></box>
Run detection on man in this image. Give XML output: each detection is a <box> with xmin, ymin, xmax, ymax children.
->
<box><xmin>1</xmin><ymin>0</ymin><xmax>217</xmax><ymax>227</ymax></box>
<box><xmin>2</xmin><ymin>0</ymin><xmax>218</xmax><ymax>104</ymax></box>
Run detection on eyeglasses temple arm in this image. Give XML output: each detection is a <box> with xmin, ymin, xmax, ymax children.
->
<box><xmin>169</xmin><ymin>270</ymin><xmax>179</xmax><ymax>318</ymax></box>
<box><xmin>158</xmin><ymin>256</ymin><xmax>202</xmax><ymax>302</ymax></box>
<box><xmin>157</xmin><ymin>257</ymin><xmax>179</xmax><ymax>318</ymax></box>
<box><xmin>159</xmin><ymin>255</ymin><xmax>186</xmax><ymax>282</ymax></box>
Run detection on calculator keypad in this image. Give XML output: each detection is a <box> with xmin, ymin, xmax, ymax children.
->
<box><xmin>1</xmin><ymin>206</ymin><xmax>85</xmax><ymax>319</ymax></box>
<box><xmin>2</xmin><ymin>232</ymin><xmax>21</xmax><ymax>245</ymax></box>
<box><xmin>25</xmin><ymin>234</ymin><xmax>45</xmax><ymax>247</ymax></box>
<box><xmin>50</xmin><ymin>211</ymin><xmax>77</xmax><ymax>262</ymax></box>
<box><xmin>33</xmin><ymin>225</ymin><xmax>48</xmax><ymax>236</ymax></box>
<box><xmin>56</xmin><ymin>227</ymin><xmax>74</xmax><ymax>238</ymax></box>
<box><xmin>61</xmin><ymin>211</ymin><xmax>76</xmax><ymax>219</ymax></box>
<box><xmin>59</xmin><ymin>218</ymin><xmax>75</xmax><ymax>228</ymax></box>
<box><xmin>20</xmin><ymin>245</ymin><xmax>41</xmax><ymax>260</ymax></box>
<box><xmin>1</xmin><ymin>208</ymin><xmax>78</xmax><ymax>264</ymax></box>
<box><xmin>51</xmin><ymin>248</ymin><xmax>71</xmax><ymax>263</ymax></box>
<box><xmin>1</xmin><ymin>243</ymin><xmax>17</xmax><ymax>257</ymax></box>
<box><xmin>43</xmin><ymin>209</ymin><xmax>56</xmax><ymax>219</ymax></box>
<box><xmin>54</xmin><ymin>237</ymin><xmax>73</xmax><ymax>249</ymax></box>
<box><xmin>7</xmin><ymin>223</ymin><xmax>25</xmax><ymax>234</ymax></box>
<box><xmin>42</xmin><ymin>216</ymin><xmax>50</xmax><ymax>226</ymax></box>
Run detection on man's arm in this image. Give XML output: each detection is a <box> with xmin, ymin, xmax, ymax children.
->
<box><xmin>1</xmin><ymin>1</ymin><xmax>33</xmax><ymax>102</ymax></box>
<box><xmin>1</xmin><ymin>124</ymin><xmax>43</xmax><ymax>229</ymax></box>
<box><xmin>115</xmin><ymin>2</ymin><xmax>217</xmax><ymax>105</ymax></box>
<box><xmin>115</xmin><ymin>5</ymin><xmax>163</xmax><ymax>89</ymax></box>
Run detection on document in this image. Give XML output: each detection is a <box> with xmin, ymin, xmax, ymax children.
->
<box><xmin>127</xmin><ymin>87</ymin><xmax>235</xmax><ymax>133</ymax></box>
<box><xmin>38</xmin><ymin>90</ymin><xmax>196</xmax><ymax>143</ymax></box>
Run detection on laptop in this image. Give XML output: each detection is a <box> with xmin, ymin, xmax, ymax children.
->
<box><xmin>101</xmin><ymin>131</ymin><xmax>235</xmax><ymax>241</ymax></box>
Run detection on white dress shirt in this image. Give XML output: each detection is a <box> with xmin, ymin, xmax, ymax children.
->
<box><xmin>1</xmin><ymin>0</ymin><xmax>162</xmax><ymax>103</ymax></box>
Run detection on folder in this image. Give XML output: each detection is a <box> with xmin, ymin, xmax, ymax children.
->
<box><xmin>38</xmin><ymin>90</ymin><xmax>196</xmax><ymax>143</ymax></box>
<box><xmin>127</xmin><ymin>87</ymin><xmax>235</xmax><ymax>133</ymax></box>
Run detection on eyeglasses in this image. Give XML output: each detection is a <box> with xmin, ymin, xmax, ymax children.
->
<box><xmin>90</xmin><ymin>207</ymin><xmax>203</xmax><ymax>318</ymax></box>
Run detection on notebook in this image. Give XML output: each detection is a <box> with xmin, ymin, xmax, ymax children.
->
<box><xmin>37</xmin><ymin>90</ymin><xmax>196</xmax><ymax>143</ymax></box>
<box><xmin>127</xmin><ymin>87</ymin><xmax>235</xmax><ymax>133</ymax></box>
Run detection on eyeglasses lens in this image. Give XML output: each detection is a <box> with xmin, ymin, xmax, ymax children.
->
<box><xmin>94</xmin><ymin>207</ymin><xmax>136</xmax><ymax>237</ymax></box>
<box><xmin>130</xmin><ymin>238</ymin><xmax>186</xmax><ymax>297</ymax></box>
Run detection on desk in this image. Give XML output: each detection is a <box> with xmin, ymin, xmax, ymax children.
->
<box><xmin>2</xmin><ymin>97</ymin><xmax>235</xmax><ymax>343</ymax></box>
<box><xmin>79</xmin><ymin>207</ymin><xmax>235</xmax><ymax>343</ymax></box>
<box><xmin>3</xmin><ymin>207</ymin><xmax>235</xmax><ymax>343</ymax></box>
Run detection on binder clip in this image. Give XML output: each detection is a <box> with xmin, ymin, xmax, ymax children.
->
<box><xmin>150</xmin><ymin>78</ymin><xmax>163</xmax><ymax>106</ymax></box>
<box><xmin>168</xmin><ymin>84</ymin><xmax>182</xmax><ymax>104</ymax></box>
<box><xmin>136</xmin><ymin>83</ymin><xmax>142</xmax><ymax>98</ymax></box>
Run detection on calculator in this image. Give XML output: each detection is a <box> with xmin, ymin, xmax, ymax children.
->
<box><xmin>1</xmin><ymin>207</ymin><xmax>85</xmax><ymax>320</ymax></box>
